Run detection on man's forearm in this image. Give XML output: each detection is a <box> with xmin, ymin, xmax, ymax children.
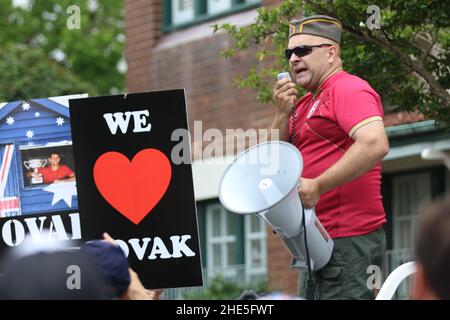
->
<box><xmin>316</xmin><ymin>140</ymin><xmax>388</xmax><ymax>194</ymax></box>
<box><xmin>269</xmin><ymin>112</ymin><xmax>290</xmax><ymax>141</ymax></box>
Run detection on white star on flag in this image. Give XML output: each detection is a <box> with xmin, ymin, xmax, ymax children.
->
<box><xmin>26</xmin><ymin>130</ymin><xmax>34</xmax><ymax>139</ymax></box>
<box><xmin>43</xmin><ymin>181</ymin><xmax>77</xmax><ymax>208</ymax></box>
<box><xmin>56</xmin><ymin>117</ymin><xmax>65</xmax><ymax>126</ymax></box>
<box><xmin>22</xmin><ymin>102</ymin><xmax>31</xmax><ymax>111</ymax></box>
<box><xmin>35</xmin><ymin>112</ymin><xmax>40</xmax><ymax>117</ymax></box>
<box><xmin>6</xmin><ymin>116</ymin><xmax>15</xmax><ymax>125</ymax></box>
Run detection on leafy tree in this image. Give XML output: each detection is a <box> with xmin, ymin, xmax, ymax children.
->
<box><xmin>214</xmin><ymin>0</ymin><xmax>450</xmax><ymax>123</ymax></box>
<box><xmin>0</xmin><ymin>44</ymin><xmax>92</xmax><ymax>101</ymax></box>
<box><xmin>0</xmin><ymin>0</ymin><xmax>124</xmax><ymax>101</ymax></box>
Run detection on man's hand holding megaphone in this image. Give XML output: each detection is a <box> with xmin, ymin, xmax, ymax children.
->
<box><xmin>298</xmin><ymin>177</ymin><xmax>321</xmax><ymax>208</ymax></box>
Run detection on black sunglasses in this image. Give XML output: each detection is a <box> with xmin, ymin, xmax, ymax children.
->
<box><xmin>285</xmin><ymin>44</ymin><xmax>332</xmax><ymax>60</ymax></box>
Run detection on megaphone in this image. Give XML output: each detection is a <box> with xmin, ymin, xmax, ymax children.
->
<box><xmin>219</xmin><ymin>141</ymin><xmax>333</xmax><ymax>271</ymax></box>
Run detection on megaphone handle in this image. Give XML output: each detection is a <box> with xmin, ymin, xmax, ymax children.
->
<box><xmin>256</xmin><ymin>210</ymin><xmax>271</xmax><ymax>225</ymax></box>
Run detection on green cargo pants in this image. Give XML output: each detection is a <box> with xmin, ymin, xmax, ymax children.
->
<box><xmin>299</xmin><ymin>227</ymin><xmax>386</xmax><ymax>300</ymax></box>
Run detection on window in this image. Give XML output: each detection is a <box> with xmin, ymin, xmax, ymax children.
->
<box><xmin>20</xmin><ymin>142</ymin><xmax>76</xmax><ymax>188</ymax></box>
<box><xmin>172</xmin><ymin>0</ymin><xmax>195</xmax><ymax>26</ymax></box>
<box><xmin>390</xmin><ymin>171</ymin><xmax>431</xmax><ymax>299</ymax></box>
<box><xmin>244</xmin><ymin>215</ymin><xmax>266</xmax><ymax>281</ymax></box>
<box><xmin>392</xmin><ymin>172</ymin><xmax>431</xmax><ymax>250</ymax></box>
<box><xmin>204</xmin><ymin>202</ymin><xmax>266</xmax><ymax>281</ymax></box>
<box><xmin>206</xmin><ymin>203</ymin><xmax>238</xmax><ymax>278</ymax></box>
<box><xmin>207</xmin><ymin>0</ymin><xmax>231</xmax><ymax>15</ymax></box>
<box><xmin>164</xmin><ymin>0</ymin><xmax>260</xmax><ymax>29</ymax></box>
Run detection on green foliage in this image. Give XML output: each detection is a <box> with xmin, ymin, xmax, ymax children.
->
<box><xmin>0</xmin><ymin>0</ymin><xmax>124</xmax><ymax>101</ymax></box>
<box><xmin>0</xmin><ymin>44</ymin><xmax>93</xmax><ymax>101</ymax></box>
<box><xmin>183</xmin><ymin>275</ymin><xmax>269</xmax><ymax>300</ymax></box>
<box><xmin>213</xmin><ymin>0</ymin><xmax>450</xmax><ymax>123</ymax></box>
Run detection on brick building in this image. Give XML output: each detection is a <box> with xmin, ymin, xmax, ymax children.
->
<box><xmin>124</xmin><ymin>0</ymin><xmax>450</xmax><ymax>299</ymax></box>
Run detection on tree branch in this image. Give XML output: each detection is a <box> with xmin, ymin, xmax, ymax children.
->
<box><xmin>420</xmin><ymin>28</ymin><xmax>439</xmax><ymax>64</ymax></box>
<box><xmin>380</xmin><ymin>28</ymin><xmax>394</xmax><ymax>43</ymax></box>
<box><xmin>346</xmin><ymin>27</ymin><xmax>450</xmax><ymax>107</ymax></box>
<box><xmin>302</xmin><ymin>0</ymin><xmax>450</xmax><ymax>109</ymax></box>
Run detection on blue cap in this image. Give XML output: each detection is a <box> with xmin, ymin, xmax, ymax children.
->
<box><xmin>81</xmin><ymin>240</ymin><xmax>131</xmax><ymax>297</ymax></box>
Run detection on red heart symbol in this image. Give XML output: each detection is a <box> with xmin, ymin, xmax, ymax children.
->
<box><xmin>93</xmin><ymin>149</ymin><xmax>172</xmax><ymax>225</ymax></box>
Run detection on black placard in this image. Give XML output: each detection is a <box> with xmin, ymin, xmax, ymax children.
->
<box><xmin>69</xmin><ymin>90</ymin><xmax>202</xmax><ymax>289</ymax></box>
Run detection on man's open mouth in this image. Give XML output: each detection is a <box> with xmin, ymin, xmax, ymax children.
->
<box><xmin>295</xmin><ymin>67</ymin><xmax>308</xmax><ymax>75</ymax></box>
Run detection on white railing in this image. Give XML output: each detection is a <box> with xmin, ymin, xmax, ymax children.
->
<box><xmin>376</xmin><ymin>262</ymin><xmax>416</xmax><ymax>300</ymax></box>
<box><xmin>162</xmin><ymin>249</ymin><xmax>415</xmax><ymax>300</ymax></box>
<box><xmin>162</xmin><ymin>264</ymin><xmax>267</xmax><ymax>300</ymax></box>
<box><xmin>382</xmin><ymin>248</ymin><xmax>415</xmax><ymax>299</ymax></box>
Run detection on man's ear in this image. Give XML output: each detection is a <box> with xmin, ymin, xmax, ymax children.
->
<box><xmin>327</xmin><ymin>46</ymin><xmax>337</xmax><ymax>64</ymax></box>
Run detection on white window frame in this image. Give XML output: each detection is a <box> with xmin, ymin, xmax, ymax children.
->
<box><xmin>244</xmin><ymin>215</ymin><xmax>267</xmax><ymax>281</ymax></box>
<box><xmin>207</xmin><ymin>0</ymin><xmax>232</xmax><ymax>15</ymax></box>
<box><xmin>206</xmin><ymin>203</ymin><xmax>237</xmax><ymax>278</ymax></box>
<box><xmin>170</xmin><ymin>0</ymin><xmax>260</xmax><ymax>27</ymax></box>
<box><xmin>172</xmin><ymin>0</ymin><xmax>195</xmax><ymax>26</ymax></box>
<box><xmin>392</xmin><ymin>172</ymin><xmax>431</xmax><ymax>251</ymax></box>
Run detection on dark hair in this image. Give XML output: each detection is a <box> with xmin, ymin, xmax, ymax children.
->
<box><xmin>81</xmin><ymin>240</ymin><xmax>131</xmax><ymax>298</ymax></box>
<box><xmin>49</xmin><ymin>153</ymin><xmax>65</xmax><ymax>165</ymax></box>
<box><xmin>416</xmin><ymin>194</ymin><xmax>450</xmax><ymax>299</ymax></box>
<box><xmin>49</xmin><ymin>153</ymin><xmax>61</xmax><ymax>158</ymax></box>
<box><xmin>0</xmin><ymin>250</ymin><xmax>110</xmax><ymax>300</ymax></box>
<box><xmin>235</xmin><ymin>289</ymin><xmax>259</xmax><ymax>300</ymax></box>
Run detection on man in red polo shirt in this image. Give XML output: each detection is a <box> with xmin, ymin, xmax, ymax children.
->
<box><xmin>271</xmin><ymin>15</ymin><xmax>389</xmax><ymax>299</ymax></box>
<box><xmin>32</xmin><ymin>153</ymin><xmax>75</xmax><ymax>184</ymax></box>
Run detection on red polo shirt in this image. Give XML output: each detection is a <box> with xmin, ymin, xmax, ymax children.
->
<box><xmin>290</xmin><ymin>71</ymin><xmax>386</xmax><ymax>238</ymax></box>
<box><xmin>38</xmin><ymin>165</ymin><xmax>74</xmax><ymax>184</ymax></box>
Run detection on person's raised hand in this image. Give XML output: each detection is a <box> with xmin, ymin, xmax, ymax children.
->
<box><xmin>126</xmin><ymin>268</ymin><xmax>163</xmax><ymax>300</ymax></box>
<box><xmin>102</xmin><ymin>232</ymin><xmax>118</xmax><ymax>246</ymax></box>
<box><xmin>272</xmin><ymin>77</ymin><xmax>297</xmax><ymax>116</ymax></box>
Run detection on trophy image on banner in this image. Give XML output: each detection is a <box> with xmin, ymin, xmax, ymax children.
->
<box><xmin>23</xmin><ymin>158</ymin><xmax>48</xmax><ymax>185</ymax></box>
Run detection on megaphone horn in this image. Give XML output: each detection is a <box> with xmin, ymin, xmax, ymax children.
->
<box><xmin>219</xmin><ymin>141</ymin><xmax>334</xmax><ymax>271</ymax></box>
